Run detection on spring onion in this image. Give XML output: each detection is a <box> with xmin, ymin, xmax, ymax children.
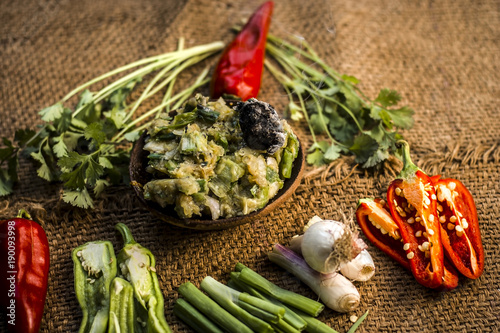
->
<box><xmin>269</xmin><ymin>244</ymin><xmax>360</xmax><ymax>313</ymax></box>
<box><xmin>235</xmin><ymin>263</ymin><xmax>324</xmax><ymax>317</ymax></box>
<box><xmin>178</xmin><ymin>281</ymin><xmax>253</xmax><ymax>333</ymax></box>
<box><xmin>173</xmin><ymin>298</ymin><xmax>224</xmax><ymax>333</ymax></box>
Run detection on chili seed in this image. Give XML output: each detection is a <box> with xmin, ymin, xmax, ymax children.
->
<box><xmin>423</xmin><ymin>232</ymin><xmax>428</xmax><ymax>238</ymax></box>
<box><xmin>437</xmin><ymin>205</ymin><xmax>443</xmax><ymax>212</ymax></box>
<box><xmin>422</xmin><ymin>242</ymin><xmax>430</xmax><ymax>251</ymax></box>
<box><xmin>415</xmin><ymin>230</ymin><xmax>422</xmax><ymax>237</ymax></box>
<box><xmin>448</xmin><ymin>182</ymin><xmax>456</xmax><ymax>190</ymax></box>
<box><xmin>393</xmin><ymin>199</ymin><xmax>398</xmax><ymax>207</ymax></box>
<box><xmin>415</xmin><ymin>216</ymin><xmax>422</xmax><ymax>222</ymax></box>
<box><xmin>395</xmin><ymin>187</ymin><xmax>402</xmax><ymax>196</ymax></box>
<box><xmin>381</xmin><ymin>228</ymin><xmax>389</xmax><ymax>235</ymax></box>
<box><xmin>447</xmin><ymin>223</ymin><xmax>455</xmax><ymax>230</ymax></box>
<box><xmin>407</xmin><ymin>252</ymin><xmax>415</xmax><ymax>259</ymax></box>
<box><xmin>380</xmin><ymin>200</ymin><xmax>386</xmax><ymax>206</ymax></box>
<box><xmin>428</xmin><ymin>229</ymin><xmax>435</xmax><ymax>236</ymax></box>
<box><xmin>394</xmin><ymin>230</ymin><xmax>401</xmax><ymax>240</ymax></box>
<box><xmin>462</xmin><ymin>220</ymin><xmax>469</xmax><ymax>229</ymax></box>
<box><xmin>403</xmin><ymin>243</ymin><xmax>410</xmax><ymax>251</ymax></box>
<box><xmin>418</xmin><ymin>245</ymin><xmax>424</xmax><ymax>252</ymax></box>
<box><xmin>439</xmin><ymin>216</ymin><xmax>447</xmax><ymax>223</ymax></box>
<box><xmin>450</xmin><ymin>216</ymin><xmax>457</xmax><ymax>223</ymax></box>
<box><xmin>455</xmin><ymin>225</ymin><xmax>464</xmax><ymax>237</ymax></box>
<box><xmin>424</xmin><ymin>198</ymin><xmax>431</xmax><ymax>206</ymax></box>
<box><xmin>429</xmin><ymin>214</ymin><xmax>435</xmax><ymax>222</ymax></box>
<box><xmin>431</xmin><ymin>194</ymin><xmax>437</xmax><ymax>200</ymax></box>
<box><xmin>407</xmin><ymin>217</ymin><xmax>415</xmax><ymax>224</ymax></box>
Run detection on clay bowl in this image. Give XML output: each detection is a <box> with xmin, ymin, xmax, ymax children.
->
<box><xmin>129</xmin><ymin>126</ymin><xmax>305</xmax><ymax>230</ymax></box>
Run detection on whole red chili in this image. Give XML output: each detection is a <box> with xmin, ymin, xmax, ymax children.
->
<box><xmin>0</xmin><ymin>210</ymin><xmax>50</xmax><ymax>333</ymax></box>
<box><xmin>210</xmin><ymin>1</ymin><xmax>274</xmax><ymax>101</ymax></box>
<box><xmin>356</xmin><ymin>198</ymin><xmax>458</xmax><ymax>291</ymax></box>
<box><xmin>386</xmin><ymin>141</ymin><xmax>444</xmax><ymax>289</ymax></box>
<box><xmin>431</xmin><ymin>175</ymin><xmax>484</xmax><ymax>279</ymax></box>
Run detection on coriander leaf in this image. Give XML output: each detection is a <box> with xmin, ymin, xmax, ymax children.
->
<box><xmin>75</xmin><ymin>90</ymin><xmax>100</xmax><ymax>124</ymax></box>
<box><xmin>286</xmin><ymin>102</ymin><xmax>304</xmax><ymax>121</ymax></box>
<box><xmin>84</xmin><ymin>123</ymin><xmax>106</xmax><ymax>146</ymax></box>
<box><xmin>339</xmin><ymin>83</ymin><xmax>362</xmax><ymax>112</ymax></box>
<box><xmin>31</xmin><ymin>150</ymin><xmax>55</xmax><ymax>181</ymax></box>
<box><xmin>0</xmin><ymin>140</ymin><xmax>15</xmax><ymax>161</ymax></box>
<box><xmin>39</xmin><ymin>103</ymin><xmax>64</xmax><ymax>122</ymax></box>
<box><xmin>384</xmin><ymin>106</ymin><xmax>415</xmax><ymax>129</ymax></box>
<box><xmin>63</xmin><ymin>132</ymin><xmax>83</xmax><ymax>152</ymax></box>
<box><xmin>60</xmin><ymin>165</ymin><xmax>85</xmax><ymax>190</ymax></box>
<box><xmin>52</xmin><ymin>134</ymin><xmax>68</xmax><ymax>158</ymax></box>
<box><xmin>94</xmin><ymin>179</ymin><xmax>110</xmax><ymax>198</ymax></box>
<box><xmin>98</xmin><ymin>156</ymin><xmax>113</xmax><ymax>169</ymax></box>
<box><xmin>362</xmin><ymin>145</ymin><xmax>390</xmax><ymax>168</ymax></box>
<box><xmin>349</xmin><ymin>134</ymin><xmax>379</xmax><ymax>165</ymax></box>
<box><xmin>370</xmin><ymin>106</ymin><xmax>393</xmax><ymax>129</ymax></box>
<box><xmin>123</xmin><ymin>131</ymin><xmax>140</xmax><ymax>142</ymax></box>
<box><xmin>58</xmin><ymin>151</ymin><xmax>86</xmax><ymax>171</ymax></box>
<box><xmin>307</xmin><ymin>149</ymin><xmax>325</xmax><ymax>166</ymax></box>
<box><xmin>310</xmin><ymin>113</ymin><xmax>330</xmax><ymax>134</ymax></box>
<box><xmin>323</xmin><ymin>144</ymin><xmax>341</xmax><ymax>162</ymax></box>
<box><xmin>375</xmin><ymin>88</ymin><xmax>401</xmax><ymax>108</ymax></box>
<box><xmin>62</xmin><ymin>188</ymin><xmax>94</xmax><ymax>209</ymax></box>
<box><xmin>70</xmin><ymin>118</ymin><xmax>88</xmax><ymax>130</ymax></box>
<box><xmin>14</xmin><ymin>129</ymin><xmax>38</xmax><ymax>147</ymax></box>
<box><xmin>308</xmin><ymin>140</ymin><xmax>330</xmax><ymax>153</ymax></box>
<box><xmin>0</xmin><ymin>168</ymin><xmax>14</xmax><ymax>196</ymax></box>
<box><xmin>54</xmin><ymin>108</ymin><xmax>73</xmax><ymax>133</ymax></box>
<box><xmin>85</xmin><ymin>156</ymin><xmax>104</xmax><ymax>186</ymax></box>
<box><xmin>103</xmin><ymin>107</ymin><xmax>127</xmax><ymax>130</ymax></box>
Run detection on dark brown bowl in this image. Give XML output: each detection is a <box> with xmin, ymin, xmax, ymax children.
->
<box><xmin>129</xmin><ymin>130</ymin><xmax>305</xmax><ymax>230</ymax></box>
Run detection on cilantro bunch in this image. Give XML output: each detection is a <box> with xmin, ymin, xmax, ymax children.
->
<box><xmin>265</xmin><ymin>34</ymin><xmax>414</xmax><ymax>167</ymax></box>
<box><xmin>0</xmin><ymin>40</ymin><xmax>224</xmax><ymax>208</ymax></box>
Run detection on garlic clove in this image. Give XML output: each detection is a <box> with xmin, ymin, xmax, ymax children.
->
<box><xmin>339</xmin><ymin>249</ymin><xmax>375</xmax><ymax>282</ymax></box>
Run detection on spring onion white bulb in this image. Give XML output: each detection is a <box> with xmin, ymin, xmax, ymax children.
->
<box><xmin>339</xmin><ymin>249</ymin><xmax>375</xmax><ymax>281</ymax></box>
<box><xmin>269</xmin><ymin>244</ymin><xmax>360</xmax><ymax>313</ymax></box>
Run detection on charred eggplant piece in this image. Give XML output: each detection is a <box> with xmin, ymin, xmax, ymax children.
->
<box><xmin>237</xmin><ymin>98</ymin><xmax>286</xmax><ymax>154</ymax></box>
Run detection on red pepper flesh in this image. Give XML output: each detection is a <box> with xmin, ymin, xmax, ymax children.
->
<box><xmin>386</xmin><ymin>141</ymin><xmax>445</xmax><ymax>289</ymax></box>
<box><xmin>431</xmin><ymin>176</ymin><xmax>484</xmax><ymax>279</ymax></box>
<box><xmin>356</xmin><ymin>198</ymin><xmax>458</xmax><ymax>291</ymax></box>
<box><xmin>0</xmin><ymin>210</ymin><xmax>50</xmax><ymax>333</ymax></box>
<box><xmin>210</xmin><ymin>1</ymin><xmax>274</xmax><ymax>101</ymax></box>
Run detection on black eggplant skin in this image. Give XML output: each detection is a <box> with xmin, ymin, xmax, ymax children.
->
<box><xmin>236</xmin><ymin>98</ymin><xmax>286</xmax><ymax>154</ymax></box>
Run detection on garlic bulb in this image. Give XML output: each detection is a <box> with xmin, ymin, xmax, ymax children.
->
<box><xmin>301</xmin><ymin>220</ymin><xmax>365</xmax><ymax>274</ymax></box>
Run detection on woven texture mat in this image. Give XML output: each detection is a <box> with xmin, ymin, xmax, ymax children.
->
<box><xmin>1</xmin><ymin>0</ymin><xmax>499</xmax><ymax>332</ymax></box>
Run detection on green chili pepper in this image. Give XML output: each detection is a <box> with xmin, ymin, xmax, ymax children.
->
<box><xmin>108</xmin><ymin>277</ymin><xmax>136</xmax><ymax>333</ymax></box>
<box><xmin>115</xmin><ymin>223</ymin><xmax>172</xmax><ymax>333</ymax></box>
<box><xmin>72</xmin><ymin>241</ymin><xmax>117</xmax><ymax>333</ymax></box>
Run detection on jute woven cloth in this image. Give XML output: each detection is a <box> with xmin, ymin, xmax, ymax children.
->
<box><xmin>1</xmin><ymin>0</ymin><xmax>499</xmax><ymax>332</ymax></box>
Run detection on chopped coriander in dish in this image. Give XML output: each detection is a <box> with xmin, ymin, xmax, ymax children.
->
<box><xmin>142</xmin><ymin>94</ymin><xmax>299</xmax><ymax>220</ymax></box>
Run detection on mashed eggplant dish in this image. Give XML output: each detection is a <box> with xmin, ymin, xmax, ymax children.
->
<box><xmin>142</xmin><ymin>94</ymin><xmax>299</xmax><ymax>220</ymax></box>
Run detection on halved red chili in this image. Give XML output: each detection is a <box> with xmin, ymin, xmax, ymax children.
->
<box><xmin>386</xmin><ymin>141</ymin><xmax>445</xmax><ymax>289</ymax></box>
<box><xmin>356</xmin><ymin>197</ymin><xmax>458</xmax><ymax>291</ymax></box>
<box><xmin>431</xmin><ymin>176</ymin><xmax>484</xmax><ymax>279</ymax></box>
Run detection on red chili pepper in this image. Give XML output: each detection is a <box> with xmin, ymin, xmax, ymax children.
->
<box><xmin>356</xmin><ymin>198</ymin><xmax>458</xmax><ymax>291</ymax></box>
<box><xmin>431</xmin><ymin>176</ymin><xmax>484</xmax><ymax>279</ymax></box>
<box><xmin>0</xmin><ymin>210</ymin><xmax>50</xmax><ymax>333</ymax></box>
<box><xmin>210</xmin><ymin>1</ymin><xmax>274</xmax><ymax>101</ymax></box>
<box><xmin>386</xmin><ymin>141</ymin><xmax>445</xmax><ymax>289</ymax></box>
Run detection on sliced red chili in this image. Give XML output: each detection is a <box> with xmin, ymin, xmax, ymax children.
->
<box><xmin>431</xmin><ymin>176</ymin><xmax>484</xmax><ymax>279</ymax></box>
<box><xmin>210</xmin><ymin>1</ymin><xmax>274</xmax><ymax>101</ymax></box>
<box><xmin>356</xmin><ymin>197</ymin><xmax>458</xmax><ymax>291</ymax></box>
<box><xmin>386</xmin><ymin>141</ymin><xmax>444</xmax><ymax>289</ymax></box>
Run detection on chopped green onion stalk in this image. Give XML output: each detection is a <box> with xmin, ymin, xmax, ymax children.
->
<box><xmin>178</xmin><ymin>281</ymin><xmax>253</xmax><ymax>333</ymax></box>
<box><xmin>234</xmin><ymin>263</ymin><xmax>324</xmax><ymax>317</ymax></box>
<box><xmin>173</xmin><ymin>298</ymin><xmax>224</xmax><ymax>333</ymax></box>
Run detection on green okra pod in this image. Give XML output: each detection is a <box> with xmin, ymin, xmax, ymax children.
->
<box><xmin>108</xmin><ymin>277</ymin><xmax>136</xmax><ymax>333</ymax></box>
<box><xmin>72</xmin><ymin>241</ymin><xmax>117</xmax><ymax>333</ymax></box>
<box><xmin>115</xmin><ymin>223</ymin><xmax>172</xmax><ymax>333</ymax></box>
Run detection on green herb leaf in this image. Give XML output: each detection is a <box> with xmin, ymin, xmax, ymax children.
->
<box><xmin>62</xmin><ymin>188</ymin><xmax>94</xmax><ymax>209</ymax></box>
<box><xmin>384</xmin><ymin>106</ymin><xmax>415</xmax><ymax>129</ymax></box>
<box><xmin>349</xmin><ymin>134</ymin><xmax>379</xmax><ymax>165</ymax></box>
<box><xmin>323</xmin><ymin>144</ymin><xmax>341</xmax><ymax>162</ymax></box>
<box><xmin>375</xmin><ymin>89</ymin><xmax>401</xmax><ymax>108</ymax></box>
<box><xmin>93</xmin><ymin>179</ymin><xmax>110</xmax><ymax>198</ymax></box>
<box><xmin>39</xmin><ymin>103</ymin><xmax>64</xmax><ymax>122</ymax></box>
<box><xmin>123</xmin><ymin>131</ymin><xmax>141</xmax><ymax>142</ymax></box>
<box><xmin>306</xmin><ymin>149</ymin><xmax>325</xmax><ymax>166</ymax></box>
<box><xmin>84</xmin><ymin>123</ymin><xmax>106</xmax><ymax>146</ymax></box>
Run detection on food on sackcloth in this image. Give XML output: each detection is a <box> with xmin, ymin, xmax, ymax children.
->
<box><xmin>142</xmin><ymin>94</ymin><xmax>299</xmax><ymax>220</ymax></box>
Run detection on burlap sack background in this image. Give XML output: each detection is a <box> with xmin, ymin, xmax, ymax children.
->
<box><xmin>1</xmin><ymin>0</ymin><xmax>499</xmax><ymax>332</ymax></box>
